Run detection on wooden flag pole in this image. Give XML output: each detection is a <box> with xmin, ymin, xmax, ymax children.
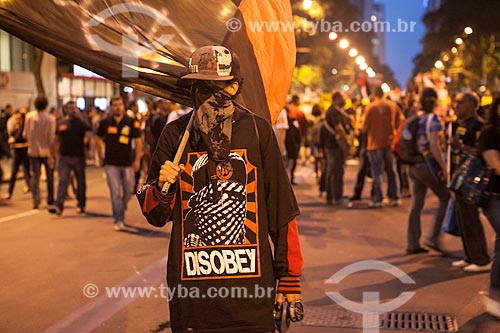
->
<box><xmin>161</xmin><ymin>111</ymin><xmax>195</xmax><ymax>195</ymax></box>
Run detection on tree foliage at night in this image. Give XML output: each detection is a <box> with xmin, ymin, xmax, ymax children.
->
<box><xmin>414</xmin><ymin>0</ymin><xmax>500</xmax><ymax>90</ymax></box>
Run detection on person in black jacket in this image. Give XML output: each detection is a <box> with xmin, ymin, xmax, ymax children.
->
<box><xmin>137</xmin><ymin>45</ymin><xmax>303</xmax><ymax>333</ymax></box>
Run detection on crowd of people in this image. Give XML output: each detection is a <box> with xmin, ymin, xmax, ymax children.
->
<box><xmin>274</xmin><ymin>86</ymin><xmax>500</xmax><ymax>319</ymax></box>
<box><xmin>0</xmin><ymin>95</ymin><xmax>190</xmax><ymax>231</ymax></box>
<box><xmin>1</xmin><ymin>81</ymin><xmax>500</xmax><ymax>319</ymax></box>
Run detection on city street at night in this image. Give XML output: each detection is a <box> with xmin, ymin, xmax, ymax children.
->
<box><xmin>1</xmin><ymin>162</ymin><xmax>499</xmax><ymax>332</ymax></box>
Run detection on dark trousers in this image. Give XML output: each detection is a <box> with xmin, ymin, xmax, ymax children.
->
<box><xmin>56</xmin><ymin>156</ymin><xmax>86</xmax><ymax>211</ymax></box>
<box><xmin>455</xmin><ymin>196</ymin><xmax>490</xmax><ymax>265</ymax></box>
<box><xmin>397</xmin><ymin>159</ymin><xmax>410</xmax><ymax>195</ymax></box>
<box><xmin>482</xmin><ymin>196</ymin><xmax>500</xmax><ymax>301</ymax></box>
<box><xmin>8</xmin><ymin>147</ymin><xmax>30</xmax><ymax>195</ymax></box>
<box><xmin>353</xmin><ymin>148</ymin><xmax>371</xmax><ymax>197</ymax></box>
<box><xmin>30</xmin><ymin>156</ymin><xmax>54</xmax><ymax>207</ymax></box>
<box><xmin>289</xmin><ymin>157</ymin><xmax>298</xmax><ymax>184</ymax></box>
<box><xmin>325</xmin><ymin>148</ymin><xmax>345</xmax><ymax>201</ymax></box>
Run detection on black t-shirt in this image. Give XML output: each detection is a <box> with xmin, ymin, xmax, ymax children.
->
<box><xmin>146</xmin><ymin>108</ymin><xmax>300</xmax><ymax>333</ymax></box>
<box><xmin>56</xmin><ymin>117</ymin><xmax>91</xmax><ymax>157</ymax></box>
<box><xmin>479</xmin><ymin>126</ymin><xmax>500</xmax><ymax>193</ymax></box>
<box><xmin>451</xmin><ymin>115</ymin><xmax>483</xmax><ymax>173</ymax></box>
<box><xmin>97</xmin><ymin>115</ymin><xmax>141</xmax><ymax>166</ymax></box>
<box><xmin>320</xmin><ymin>105</ymin><xmax>352</xmax><ymax>149</ymax></box>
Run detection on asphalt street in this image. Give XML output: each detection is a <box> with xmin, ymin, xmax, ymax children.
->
<box><xmin>0</xmin><ymin>161</ymin><xmax>499</xmax><ymax>333</ymax></box>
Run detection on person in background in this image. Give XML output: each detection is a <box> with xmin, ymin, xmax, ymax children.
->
<box><xmin>97</xmin><ymin>96</ymin><xmax>143</xmax><ymax>231</ymax></box>
<box><xmin>450</xmin><ymin>92</ymin><xmax>491</xmax><ymax>272</ymax></box>
<box><xmin>406</xmin><ymin>88</ymin><xmax>449</xmax><ymax>255</ymax></box>
<box><xmin>127</xmin><ymin>100</ymin><xmax>143</xmax><ymax>191</ymax></box>
<box><xmin>288</xmin><ymin>95</ymin><xmax>308</xmax><ymax>164</ymax></box>
<box><xmin>273</xmin><ymin>106</ymin><xmax>289</xmax><ymax>162</ymax></box>
<box><xmin>285</xmin><ymin>106</ymin><xmax>302</xmax><ymax>185</ymax></box>
<box><xmin>24</xmin><ymin>95</ymin><xmax>56</xmax><ymax>211</ymax></box>
<box><xmin>363</xmin><ymin>86</ymin><xmax>402</xmax><ymax>208</ymax></box>
<box><xmin>150</xmin><ymin>99</ymin><xmax>171</xmax><ymax>153</ymax></box>
<box><xmin>320</xmin><ymin>91</ymin><xmax>352</xmax><ymax>206</ymax></box>
<box><xmin>53</xmin><ymin>101</ymin><xmax>92</xmax><ymax>215</ymax></box>
<box><xmin>309</xmin><ymin>104</ymin><xmax>324</xmax><ymax>185</ymax></box>
<box><xmin>167</xmin><ymin>103</ymin><xmax>190</xmax><ymax>124</ymax></box>
<box><xmin>4</xmin><ymin>107</ymin><xmax>30</xmax><ymax>199</ymax></box>
<box><xmin>478</xmin><ymin>97</ymin><xmax>500</xmax><ymax>319</ymax></box>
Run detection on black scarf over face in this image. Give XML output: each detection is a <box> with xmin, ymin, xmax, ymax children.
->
<box><xmin>191</xmin><ymin>81</ymin><xmax>235</xmax><ymax>162</ymax></box>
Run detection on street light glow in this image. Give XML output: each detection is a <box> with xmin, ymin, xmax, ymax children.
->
<box><xmin>303</xmin><ymin>0</ymin><xmax>313</xmax><ymax>10</ymax></box>
<box><xmin>443</xmin><ymin>54</ymin><xmax>450</xmax><ymax>62</ymax></box>
<box><xmin>371</xmin><ymin>15</ymin><xmax>377</xmax><ymax>22</ymax></box>
<box><xmin>381</xmin><ymin>83</ymin><xmax>391</xmax><ymax>93</ymax></box>
<box><xmin>349</xmin><ymin>48</ymin><xmax>359</xmax><ymax>57</ymax></box>
<box><xmin>464</xmin><ymin>27</ymin><xmax>473</xmax><ymax>35</ymax></box>
<box><xmin>455</xmin><ymin>37</ymin><xmax>463</xmax><ymax>45</ymax></box>
<box><xmin>359</xmin><ymin>63</ymin><xmax>368</xmax><ymax>71</ymax></box>
<box><xmin>367</xmin><ymin>71</ymin><xmax>376</xmax><ymax>78</ymax></box>
<box><xmin>435</xmin><ymin>60</ymin><xmax>444</xmax><ymax>69</ymax></box>
<box><xmin>451</xmin><ymin>47</ymin><xmax>458</xmax><ymax>54</ymax></box>
<box><xmin>339</xmin><ymin>39</ymin><xmax>349</xmax><ymax>49</ymax></box>
<box><xmin>355</xmin><ymin>56</ymin><xmax>365</xmax><ymax>65</ymax></box>
<box><xmin>329</xmin><ymin>32</ymin><xmax>338</xmax><ymax>40</ymax></box>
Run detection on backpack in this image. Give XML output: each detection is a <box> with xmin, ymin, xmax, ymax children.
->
<box><xmin>392</xmin><ymin>116</ymin><xmax>423</xmax><ymax>164</ymax></box>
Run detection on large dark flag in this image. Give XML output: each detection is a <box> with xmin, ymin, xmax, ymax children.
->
<box><xmin>0</xmin><ymin>0</ymin><xmax>295</xmax><ymax>123</ymax></box>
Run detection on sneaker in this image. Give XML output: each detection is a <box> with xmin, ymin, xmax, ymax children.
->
<box><xmin>2</xmin><ymin>193</ymin><xmax>12</xmax><ymax>200</ymax></box>
<box><xmin>77</xmin><ymin>207</ymin><xmax>86</xmax><ymax>214</ymax></box>
<box><xmin>368</xmin><ymin>201</ymin><xmax>383</xmax><ymax>209</ymax></box>
<box><xmin>114</xmin><ymin>221</ymin><xmax>125</xmax><ymax>231</ymax></box>
<box><xmin>452</xmin><ymin>259</ymin><xmax>470</xmax><ymax>267</ymax></box>
<box><xmin>482</xmin><ymin>293</ymin><xmax>500</xmax><ymax>319</ymax></box>
<box><xmin>464</xmin><ymin>263</ymin><xmax>492</xmax><ymax>273</ymax></box>
<box><xmin>406</xmin><ymin>247</ymin><xmax>429</xmax><ymax>255</ymax></box>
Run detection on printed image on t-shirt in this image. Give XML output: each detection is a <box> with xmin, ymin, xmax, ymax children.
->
<box><xmin>179</xmin><ymin>150</ymin><xmax>260</xmax><ymax>280</ymax></box>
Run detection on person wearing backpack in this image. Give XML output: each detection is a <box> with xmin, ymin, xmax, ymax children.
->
<box><xmin>450</xmin><ymin>92</ymin><xmax>491</xmax><ymax>272</ymax></box>
<box><xmin>406</xmin><ymin>88</ymin><xmax>450</xmax><ymax>255</ymax></box>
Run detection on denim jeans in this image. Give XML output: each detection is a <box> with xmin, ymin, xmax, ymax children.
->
<box><xmin>407</xmin><ymin>163</ymin><xmax>450</xmax><ymax>250</ymax></box>
<box><xmin>104</xmin><ymin>165</ymin><xmax>135</xmax><ymax>222</ymax></box>
<box><xmin>56</xmin><ymin>156</ymin><xmax>86</xmax><ymax>212</ymax></box>
<box><xmin>482</xmin><ymin>196</ymin><xmax>500</xmax><ymax>301</ymax></box>
<box><xmin>367</xmin><ymin>146</ymin><xmax>398</xmax><ymax>203</ymax></box>
<box><xmin>324</xmin><ymin>148</ymin><xmax>345</xmax><ymax>201</ymax></box>
<box><xmin>30</xmin><ymin>156</ymin><xmax>54</xmax><ymax>207</ymax></box>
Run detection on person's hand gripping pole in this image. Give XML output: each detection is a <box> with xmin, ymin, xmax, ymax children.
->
<box><xmin>160</xmin><ymin>112</ymin><xmax>195</xmax><ymax>194</ymax></box>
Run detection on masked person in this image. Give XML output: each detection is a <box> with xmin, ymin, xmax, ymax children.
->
<box><xmin>137</xmin><ymin>45</ymin><xmax>304</xmax><ymax>333</ymax></box>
